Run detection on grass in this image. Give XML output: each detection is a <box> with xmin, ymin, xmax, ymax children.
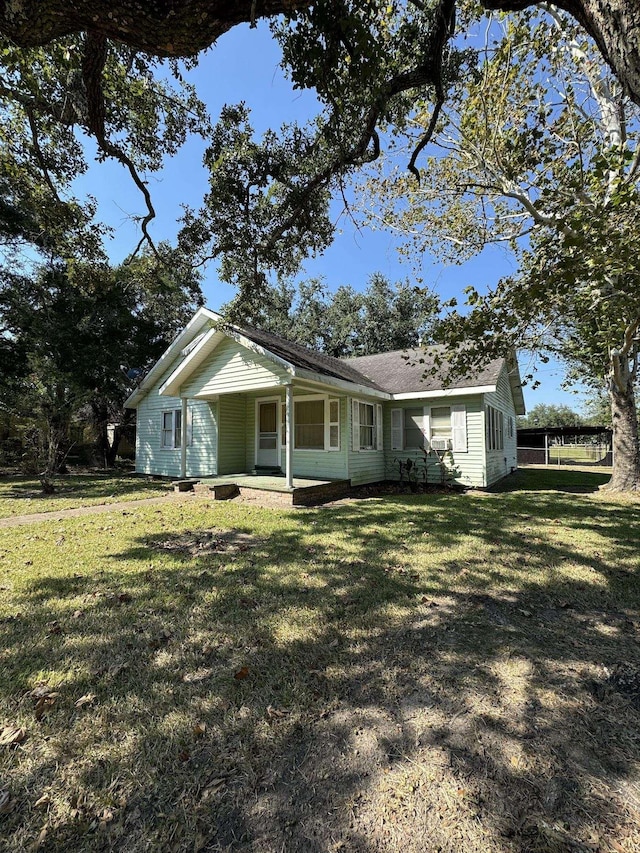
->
<box><xmin>1</xmin><ymin>468</ymin><xmax>639</xmax><ymax>852</ymax></box>
<box><xmin>0</xmin><ymin>473</ymin><xmax>170</xmax><ymax>518</ymax></box>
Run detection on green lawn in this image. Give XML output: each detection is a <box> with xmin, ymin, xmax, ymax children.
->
<box><xmin>0</xmin><ymin>473</ymin><xmax>170</xmax><ymax>518</ymax></box>
<box><xmin>1</xmin><ymin>470</ymin><xmax>639</xmax><ymax>852</ymax></box>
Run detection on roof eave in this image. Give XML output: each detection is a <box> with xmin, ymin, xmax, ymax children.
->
<box><xmin>124</xmin><ymin>307</ymin><xmax>221</xmax><ymax>409</ymax></box>
<box><xmin>390</xmin><ymin>384</ymin><xmax>497</xmax><ymax>400</ymax></box>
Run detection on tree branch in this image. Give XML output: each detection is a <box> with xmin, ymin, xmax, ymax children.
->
<box><xmin>81</xmin><ymin>32</ymin><xmax>158</xmax><ymax>258</ymax></box>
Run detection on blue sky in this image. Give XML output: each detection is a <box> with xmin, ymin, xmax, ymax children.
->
<box><xmin>75</xmin><ymin>20</ymin><xmax>588</xmax><ymax>415</ymax></box>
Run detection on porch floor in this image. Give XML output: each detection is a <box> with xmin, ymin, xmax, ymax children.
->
<box><xmin>196</xmin><ymin>474</ymin><xmax>351</xmax><ymax>506</ymax></box>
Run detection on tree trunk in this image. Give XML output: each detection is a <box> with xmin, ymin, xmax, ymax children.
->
<box><xmin>602</xmin><ymin>371</ymin><xmax>640</xmax><ymax>492</ymax></box>
<box><xmin>483</xmin><ymin>0</ymin><xmax>640</xmax><ymax>107</ymax></box>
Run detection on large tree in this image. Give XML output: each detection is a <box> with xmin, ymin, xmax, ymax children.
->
<box><xmin>368</xmin><ymin>8</ymin><xmax>640</xmax><ymax>489</ymax></box>
<box><xmin>230</xmin><ymin>272</ymin><xmax>439</xmax><ymax>356</ymax></box>
<box><xmin>0</xmin><ymin>246</ymin><xmax>202</xmax><ymax>480</ymax></box>
<box><xmin>0</xmin><ymin>0</ymin><xmax>636</xmax><ymax>105</ymax></box>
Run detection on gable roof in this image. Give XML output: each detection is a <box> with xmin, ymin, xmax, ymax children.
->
<box><xmin>125</xmin><ymin>306</ymin><xmax>524</xmax><ymax>413</ymax></box>
<box><xmin>237</xmin><ymin>325</ymin><xmax>384</xmax><ymax>391</ymax></box>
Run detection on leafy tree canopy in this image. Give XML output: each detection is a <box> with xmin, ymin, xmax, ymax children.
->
<box><xmin>365</xmin><ymin>6</ymin><xmax>640</xmax><ymax>489</ymax></box>
<box><xmin>228</xmin><ymin>272</ymin><xmax>439</xmax><ymax>357</ymax></box>
<box><xmin>0</xmin><ymin>244</ymin><xmax>203</xmax><ymax>469</ymax></box>
<box><xmin>517</xmin><ymin>404</ymin><xmax>583</xmax><ymax>429</ymax></box>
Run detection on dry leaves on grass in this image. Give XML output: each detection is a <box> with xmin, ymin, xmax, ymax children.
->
<box><xmin>0</xmin><ymin>725</ymin><xmax>26</xmax><ymax>746</ymax></box>
<box><xmin>74</xmin><ymin>693</ymin><xmax>96</xmax><ymax>709</ymax></box>
<box><xmin>30</xmin><ymin>686</ymin><xmax>60</xmax><ymax>719</ymax></box>
<box><xmin>0</xmin><ymin>788</ymin><xmax>12</xmax><ymax>813</ymax></box>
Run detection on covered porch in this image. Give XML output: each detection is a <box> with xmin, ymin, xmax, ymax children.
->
<box><xmin>190</xmin><ymin>473</ymin><xmax>351</xmax><ymax>506</ymax></box>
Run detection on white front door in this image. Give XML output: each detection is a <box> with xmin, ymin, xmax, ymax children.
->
<box><xmin>257</xmin><ymin>400</ymin><xmax>279</xmax><ymax>467</ymax></box>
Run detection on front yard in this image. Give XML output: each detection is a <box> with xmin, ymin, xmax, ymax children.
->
<box><xmin>1</xmin><ymin>469</ymin><xmax>639</xmax><ymax>852</ymax></box>
<box><xmin>0</xmin><ymin>473</ymin><xmax>170</xmax><ymax>517</ymax></box>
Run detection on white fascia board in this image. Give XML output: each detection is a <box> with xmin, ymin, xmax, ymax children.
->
<box><xmin>158</xmin><ymin>327</ymin><xmax>221</xmax><ymax>397</ymax></box>
<box><xmin>390</xmin><ymin>384</ymin><xmax>496</xmax><ymax>401</ymax></box>
<box><xmin>124</xmin><ymin>307</ymin><xmax>219</xmax><ymax>408</ymax></box>
<box><xmin>293</xmin><ymin>369</ymin><xmax>390</xmax><ymax>400</ymax></box>
<box><xmin>225</xmin><ymin>329</ymin><xmax>296</xmax><ymax>375</ymax></box>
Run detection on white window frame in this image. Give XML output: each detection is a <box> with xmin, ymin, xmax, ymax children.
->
<box><xmin>280</xmin><ymin>394</ymin><xmax>341</xmax><ymax>453</ymax></box>
<box><xmin>352</xmin><ymin>399</ymin><xmax>383</xmax><ymax>452</ymax></box>
<box><xmin>161</xmin><ymin>407</ymin><xmax>192</xmax><ymax>450</ymax></box>
<box><xmin>391</xmin><ymin>404</ymin><xmax>467</xmax><ymax>453</ymax></box>
<box><xmin>486</xmin><ymin>405</ymin><xmax>504</xmax><ymax>451</ymax></box>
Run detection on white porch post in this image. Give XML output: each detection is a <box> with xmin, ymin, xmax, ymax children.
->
<box><xmin>285</xmin><ymin>384</ymin><xmax>293</xmax><ymax>490</ymax></box>
<box><xmin>180</xmin><ymin>397</ymin><xmax>187</xmax><ymax>478</ymax></box>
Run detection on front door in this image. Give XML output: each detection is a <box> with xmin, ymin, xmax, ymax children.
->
<box><xmin>257</xmin><ymin>400</ymin><xmax>279</xmax><ymax>468</ymax></box>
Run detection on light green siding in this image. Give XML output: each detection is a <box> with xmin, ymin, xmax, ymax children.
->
<box><xmin>483</xmin><ymin>365</ymin><xmax>518</xmax><ymax>486</ymax></box>
<box><xmin>181</xmin><ymin>337</ymin><xmax>289</xmax><ymax>398</ymax></box>
<box><xmin>347</xmin><ymin>396</ymin><xmax>386</xmax><ymax>485</ymax></box>
<box><xmin>383</xmin><ymin>396</ymin><xmax>486</xmax><ymax>487</ymax></box>
<box><xmin>217</xmin><ymin>394</ymin><xmax>247</xmax><ymax>474</ymax></box>
<box><xmin>243</xmin><ymin>390</ymin><xmax>350</xmax><ymax>480</ymax></box>
<box><xmin>135</xmin><ymin>365</ymin><xmax>217</xmax><ymax>477</ymax></box>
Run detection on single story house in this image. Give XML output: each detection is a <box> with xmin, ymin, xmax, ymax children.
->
<box><xmin>125</xmin><ymin>307</ymin><xmax>525</xmax><ymax>488</ymax></box>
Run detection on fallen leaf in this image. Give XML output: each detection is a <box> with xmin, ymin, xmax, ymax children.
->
<box><xmin>74</xmin><ymin>693</ymin><xmax>96</xmax><ymax>709</ymax></box>
<box><xmin>30</xmin><ymin>685</ymin><xmax>55</xmax><ymax>700</ymax></box>
<box><xmin>98</xmin><ymin>807</ymin><xmax>113</xmax><ymax>830</ymax></box>
<box><xmin>47</xmin><ymin>621</ymin><xmax>62</xmax><ymax>635</ymax></box>
<box><xmin>200</xmin><ymin>778</ymin><xmax>226</xmax><ymax>800</ymax></box>
<box><xmin>182</xmin><ymin>668</ymin><xmax>213</xmax><ymax>683</ymax></box>
<box><xmin>34</xmin><ymin>693</ymin><xmax>58</xmax><ymax>720</ymax></box>
<box><xmin>266</xmin><ymin>705</ymin><xmax>287</xmax><ymax>721</ymax></box>
<box><xmin>31</xmin><ymin>826</ymin><xmax>48</xmax><ymax>850</ymax></box>
<box><xmin>34</xmin><ymin>794</ymin><xmax>51</xmax><ymax>809</ymax></box>
<box><xmin>0</xmin><ymin>789</ymin><xmax>12</xmax><ymax>813</ymax></box>
<box><xmin>234</xmin><ymin>666</ymin><xmax>249</xmax><ymax>680</ymax></box>
<box><xmin>0</xmin><ymin>725</ymin><xmax>26</xmax><ymax>746</ymax></box>
<box><xmin>192</xmin><ymin>721</ymin><xmax>207</xmax><ymax>738</ymax></box>
<box><xmin>72</xmin><ymin>610</ymin><xmax>83</xmax><ymax>619</ymax></box>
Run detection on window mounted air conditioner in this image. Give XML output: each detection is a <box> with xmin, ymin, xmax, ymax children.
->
<box><xmin>430</xmin><ymin>437</ymin><xmax>451</xmax><ymax>451</ymax></box>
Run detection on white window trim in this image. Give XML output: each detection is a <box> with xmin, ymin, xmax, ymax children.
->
<box><xmin>161</xmin><ymin>407</ymin><xmax>192</xmax><ymax>450</ymax></box>
<box><xmin>486</xmin><ymin>405</ymin><xmax>504</xmax><ymax>452</ymax></box>
<box><xmin>390</xmin><ymin>404</ymin><xmax>467</xmax><ymax>453</ymax></box>
<box><xmin>352</xmin><ymin>399</ymin><xmax>383</xmax><ymax>452</ymax></box>
<box><xmin>277</xmin><ymin>394</ymin><xmax>341</xmax><ymax>453</ymax></box>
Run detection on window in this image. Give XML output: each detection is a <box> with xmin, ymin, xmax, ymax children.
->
<box><xmin>404</xmin><ymin>407</ymin><xmax>425</xmax><ymax>449</ymax></box>
<box><xmin>295</xmin><ymin>399</ymin><xmax>325</xmax><ymax>450</ymax></box>
<box><xmin>161</xmin><ymin>407</ymin><xmax>192</xmax><ymax>449</ymax></box>
<box><xmin>430</xmin><ymin>406</ymin><xmax>452</xmax><ymax>441</ymax></box>
<box><xmin>352</xmin><ymin>400</ymin><xmax>382</xmax><ymax>451</ymax></box>
<box><xmin>281</xmin><ymin>397</ymin><xmax>340</xmax><ymax>451</ymax></box>
<box><xmin>486</xmin><ymin>405</ymin><xmax>504</xmax><ymax>451</ymax></box>
<box><xmin>329</xmin><ymin>399</ymin><xmax>340</xmax><ymax>450</ymax></box>
<box><xmin>359</xmin><ymin>402</ymin><xmax>375</xmax><ymax>450</ymax></box>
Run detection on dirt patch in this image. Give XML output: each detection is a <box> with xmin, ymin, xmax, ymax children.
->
<box><xmin>145</xmin><ymin>528</ymin><xmax>261</xmax><ymax>557</ymax></box>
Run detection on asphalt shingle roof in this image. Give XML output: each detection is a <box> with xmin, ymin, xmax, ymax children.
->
<box><xmin>235</xmin><ymin>325</ymin><xmax>386</xmax><ymax>391</ymax></box>
<box><xmin>237</xmin><ymin>327</ymin><xmax>504</xmax><ymax>395</ymax></box>
<box><xmin>344</xmin><ymin>347</ymin><xmax>505</xmax><ymax>394</ymax></box>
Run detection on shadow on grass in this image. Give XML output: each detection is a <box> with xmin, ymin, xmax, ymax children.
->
<box><xmin>490</xmin><ymin>466</ymin><xmax>612</xmax><ymax>493</ymax></box>
<box><xmin>0</xmin><ymin>474</ymin><xmax>168</xmax><ymax>517</ymax></box>
<box><xmin>1</xmin><ymin>483</ymin><xmax>639</xmax><ymax>852</ymax></box>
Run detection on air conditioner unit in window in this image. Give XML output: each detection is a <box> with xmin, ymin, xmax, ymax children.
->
<box><xmin>430</xmin><ymin>437</ymin><xmax>451</xmax><ymax>451</ymax></box>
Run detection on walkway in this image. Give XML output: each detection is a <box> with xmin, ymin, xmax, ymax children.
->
<box><xmin>0</xmin><ymin>493</ymin><xmax>192</xmax><ymax>529</ymax></box>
